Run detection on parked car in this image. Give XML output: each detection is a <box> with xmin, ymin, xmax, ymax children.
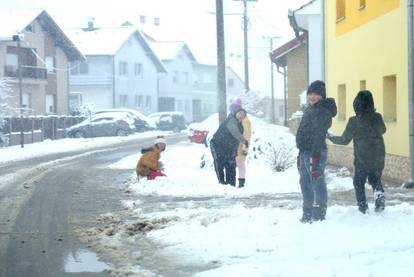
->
<box><xmin>0</xmin><ymin>132</ymin><xmax>9</xmax><ymax>147</ymax></box>
<box><xmin>66</xmin><ymin>112</ymin><xmax>135</xmax><ymax>138</ymax></box>
<box><xmin>148</xmin><ymin>112</ymin><xmax>186</xmax><ymax>132</ymax></box>
<box><xmin>94</xmin><ymin>109</ymin><xmax>156</xmax><ymax>132</ymax></box>
<box><xmin>187</xmin><ymin>114</ymin><xmax>218</xmax><ymax>145</ymax></box>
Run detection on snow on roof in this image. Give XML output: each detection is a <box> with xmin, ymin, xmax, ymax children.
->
<box><xmin>150</xmin><ymin>41</ymin><xmax>196</xmax><ymax>62</ymax></box>
<box><xmin>65</xmin><ymin>26</ymin><xmax>137</xmax><ymax>55</ymax></box>
<box><xmin>150</xmin><ymin>41</ymin><xmax>185</xmax><ymax>60</ymax></box>
<box><xmin>0</xmin><ymin>9</ymin><xmax>43</xmax><ymax>40</ymax></box>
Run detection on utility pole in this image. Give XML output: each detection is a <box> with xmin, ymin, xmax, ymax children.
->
<box><xmin>233</xmin><ymin>0</ymin><xmax>257</xmax><ymax>92</ymax></box>
<box><xmin>216</xmin><ymin>0</ymin><xmax>227</xmax><ymax>123</ymax></box>
<box><xmin>13</xmin><ymin>34</ymin><xmax>24</xmax><ymax>148</ymax></box>
<box><xmin>242</xmin><ymin>0</ymin><xmax>250</xmax><ymax>92</ymax></box>
<box><xmin>264</xmin><ymin>36</ymin><xmax>279</xmax><ymax>124</ymax></box>
<box><xmin>404</xmin><ymin>0</ymin><xmax>414</xmax><ymax>188</ymax></box>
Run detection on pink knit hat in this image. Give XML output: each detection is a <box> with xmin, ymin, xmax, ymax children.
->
<box><xmin>232</xmin><ymin>97</ymin><xmax>242</xmax><ymax>106</ymax></box>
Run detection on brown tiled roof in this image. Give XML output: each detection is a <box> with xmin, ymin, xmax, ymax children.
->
<box><xmin>270</xmin><ymin>33</ymin><xmax>307</xmax><ymax>64</ymax></box>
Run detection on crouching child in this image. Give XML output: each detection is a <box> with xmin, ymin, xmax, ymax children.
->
<box><xmin>136</xmin><ymin>136</ymin><xmax>167</xmax><ymax>180</ymax></box>
<box><xmin>328</xmin><ymin>90</ymin><xmax>386</xmax><ymax>214</ymax></box>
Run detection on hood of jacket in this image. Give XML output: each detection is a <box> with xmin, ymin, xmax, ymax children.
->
<box><xmin>353</xmin><ymin>90</ymin><xmax>375</xmax><ymax>116</ymax></box>
<box><xmin>315</xmin><ymin>97</ymin><xmax>337</xmax><ymax>117</ymax></box>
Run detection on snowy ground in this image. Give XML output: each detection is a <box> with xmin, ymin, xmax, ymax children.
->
<box><xmin>90</xmin><ymin>137</ymin><xmax>414</xmax><ymax>277</ymax></box>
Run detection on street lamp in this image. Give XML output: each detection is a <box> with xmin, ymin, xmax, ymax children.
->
<box><xmin>12</xmin><ymin>34</ymin><xmax>24</xmax><ymax>148</ymax></box>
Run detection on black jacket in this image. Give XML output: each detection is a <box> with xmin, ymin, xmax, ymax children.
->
<box><xmin>210</xmin><ymin>113</ymin><xmax>245</xmax><ymax>158</ymax></box>
<box><xmin>296</xmin><ymin>98</ymin><xmax>337</xmax><ymax>159</ymax></box>
<box><xmin>329</xmin><ymin>112</ymin><xmax>386</xmax><ymax>170</ymax></box>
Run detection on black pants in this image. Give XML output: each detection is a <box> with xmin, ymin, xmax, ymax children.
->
<box><xmin>353</xmin><ymin>167</ymin><xmax>384</xmax><ymax>206</ymax></box>
<box><xmin>210</xmin><ymin>144</ymin><xmax>237</xmax><ymax>186</ymax></box>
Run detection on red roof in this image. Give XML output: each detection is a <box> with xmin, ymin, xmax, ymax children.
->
<box><xmin>270</xmin><ymin>33</ymin><xmax>307</xmax><ymax>66</ymax></box>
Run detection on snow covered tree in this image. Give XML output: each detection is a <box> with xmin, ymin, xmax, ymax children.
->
<box><xmin>240</xmin><ymin>90</ymin><xmax>265</xmax><ymax>117</ymax></box>
<box><xmin>0</xmin><ymin>79</ymin><xmax>11</xmax><ymax>129</ymax></box>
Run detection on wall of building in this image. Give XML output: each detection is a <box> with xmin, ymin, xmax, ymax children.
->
<box><xmin>286</xmin><ymin>43</ymin><xmax>307</xmax><ymax>119</ymax></box>
<box><xmin>326</xmin><ymin>0</ymin><xmax>407</xmax><ymax>158</ymax></box>
<box><xmin>114</xmin><ymin>34</ymin><xmax>158</xmax><ymax>114</ymax></box>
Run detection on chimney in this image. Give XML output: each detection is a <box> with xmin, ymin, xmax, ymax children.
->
<box><xmin>87</xmin><ymin>17</ymin><xmax>95</xmax><ymax>31</ymax></box>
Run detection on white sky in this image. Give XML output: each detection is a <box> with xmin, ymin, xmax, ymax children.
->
<box><xmin>0</xmin><ymin>0</ymin><xmax>310</xmax><ymax>97</ymax></box>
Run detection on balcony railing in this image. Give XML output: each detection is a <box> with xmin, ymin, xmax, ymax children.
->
<box><xmin>4</xmin><ymin>65</ymin><xmax>47</xmax><ymax>80</ymax></box>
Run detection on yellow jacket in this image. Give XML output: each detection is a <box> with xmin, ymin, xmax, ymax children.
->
<box><xmin>136</xmin><ymin>146</ymin><xmax>161</xmax><ymax>177</ymax></box>
<box><xmin>236</xmin><ymin>116</ymin><xmax>252</xmax><ymax>161</ymax></box>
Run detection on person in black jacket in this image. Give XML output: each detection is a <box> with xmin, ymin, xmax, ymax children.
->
<box><xmin>210</xmin><ymin>107</ymin><xmax>248</xmax><ymax>186</ymax></box>
<box><xmin>328</xmin><ymin>90</ymin><xmax>386</xmax><ymax>214</ymax></box>
<box><xmin>296</xmin><ymin>80</ymin><xmax>337</xmax><ymax>223</ymax></box>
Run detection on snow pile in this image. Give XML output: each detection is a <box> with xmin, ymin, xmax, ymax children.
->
<box><xmin>143</xmin><ymin>203</ymin><xmax>414</xmax><ymax>277</ymax></box>
<box><xmin>118</xmin><ymin>141</ymin><xmax>352</xmax><ymax>197</ymax></box>
<box><xmin>198</xmin><ymin>114</ymin><xmax>297</xmax><ymax>173</ymax></box>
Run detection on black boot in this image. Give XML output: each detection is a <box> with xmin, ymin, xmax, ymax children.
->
<box><xmin>374</xmin><ymin>191</ymin><xmax>385</xmax><ymax>212</ymax></box>
<box><xmin>300</xmin><ymin>208</ymin><xmax>312</xmax><ymax>224</ymax></box>
<box><xmin>358</xmin><ymin>202</ymin><xmax>368</xmax><ymax>214</ymax></box>
<box><xmin>238</xmin><ymin>178</ymin><xmax>245</xmax><ymax>188</ymax></box>
<box><xmin>312</xmin><ymin>205</ymin><xmax>327</xmax><ymax>221</ymax></box>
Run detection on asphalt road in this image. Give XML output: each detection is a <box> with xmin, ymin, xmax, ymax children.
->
<box><xmin>0</xmin><ymin>134</ymin><xmax>186</xmax><ymax>277</ymax></box>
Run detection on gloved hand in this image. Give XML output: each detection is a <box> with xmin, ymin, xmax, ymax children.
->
<box><xmin>244</xmin><ymin>140</ymin><xmax>249</xmax><ymax>148</ymax></box>
<box><xmin>310</xmin><ymin>156</ymin><xmax>321</xmax><ymax>181</ymax></box>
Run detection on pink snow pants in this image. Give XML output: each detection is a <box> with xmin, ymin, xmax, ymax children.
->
<box><xmin>147</xmin><ymin>169</ymin><xmax>166</xmax><ymax>180</ymax></box>
<box><xmin>236</xmin><ymin>160</ymin><xmax>246</xmax><ymax>179</ymax></box>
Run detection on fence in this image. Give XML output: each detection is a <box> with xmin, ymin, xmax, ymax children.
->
<box><xmin>0</xmin><ymin>116</ymin><xmax>85</xmax><ymax>147</ymax></box>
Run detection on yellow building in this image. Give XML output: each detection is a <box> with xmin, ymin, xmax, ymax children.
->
<box><xmin>325</xmin><ymin>0</ymin><xmax>408</xmax><ymax>181</ymax></box>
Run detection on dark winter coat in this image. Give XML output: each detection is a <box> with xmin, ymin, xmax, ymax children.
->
<box><xmin>210</xmin><ymin>112</ymin><xmax>245</xmax><ymax>158</ymax></box>
<box><xmin>296</xmin><ymin>98</ymin><xmax>337</xmax><ymax>159</ymax></box>
<box><xmin>329</xmin><ymin>91</ymin><xmax>386</xmax><ymax>170</ymax></box>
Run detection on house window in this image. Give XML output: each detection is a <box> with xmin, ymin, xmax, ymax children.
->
<box><xmin>70</xmin><ymin>62</ymin><xmax>88</xmax><ymax>75</ymax></box>
<box><xmin>134</xmin><ymin>63</ymin><xmax>143</xmax><ymax>77</ymax></box>
<box><xmin>338</xmin><ymin>84</ymin><xmax>346</xmax><ymax>120</ymax></box>
<box><xmin>154</xmin><ymin>17</ymin><xmax>160</xmax><ymax>26</ymax></box>
<box><xmin>140</xmin><ymin>15</ymin><xmax>146</xmax><ymax>24</ymax></box>
<box><xmin>119</xmin><ymin>95</ymin><xmax>129</xmax><ymax>107</ymax></box>
<box><xmin>227</xmin><ymin>78</ymin><xmax>234</xmax><ymax>87</ymax></box>
<box><xmin>119</xmin><ymin>62</ymin><xmax>128</xmax><ymax>75</ymax></box>
<box><xmin>6</xmin><ymin>53</ymin><xmax>18</xmax><ymax>71</ymax></box>
<box><xmin>185</xmin><ymin>100</ymin><xmax>190</xmax><ymax>112</ymax></box>
<box><xmin>146</xmin><ymin>96</ymin><xmax>151</xmax><ymax>108</ymax></box>
<box><xmin>173</xmin><ymin>71</ymin><xmax>179</xmax><ymax>83</ymax></box>
<box><xmin>383</xmin><ymin>75</ymin><xmax>397</xmax><ymax>122</ymax></box>
<box><xmin>22</xmin><ymin>93</ymin><xmax>31</xmax><ymax>109</ymax></box>
<box><xmin>336</xmin><ymin>0</ymin><xmax>346</xmax><ymax>21</ymax></box>
<box><xmin>138</xmin><ymin>95</ymin><xmax>143</xmax><ymax>107</ymax></box>
<box><xmin>183</xmin><ymin>72</ymin><xmax>189</xmax><ymax>84</ymax></box>
<box><xmin>45</xmin><ymin>94</ymin><xmax>56</xmax><ymax>114</ymax></box>
<box><xmin>45</xmin><ymin>56</ymin><xmax>55</xmax><ymax>73</ymax></box>
<box><xmin>360</xmin><ymin>80</ymin><xmax>366</xmax><ymax>91</ymax></box>
<box><xmin>25</xmin><ymin>23</ymin><xmax>34</xmax><ymax>33</ymax></box>
<box><xmin>359</xmin><ymin>0</ymin><xmax>366</xmax><ymax>10</ymax></box>
<box><xmin>176</xmin><ymin>100</ymin><xmax>183</xmax><ymax>111</ymax></box>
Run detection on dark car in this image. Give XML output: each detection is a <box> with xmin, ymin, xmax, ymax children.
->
<box><xmin>148</xmin><ymin>112</ymin><xmax>186</xmax><ymax>132</ymax></box>
<box><xmin>94</xmin><ymin>109</ymin><xmax>156</xmax><ymax>132</ymax></box>
<box><xmin>66</xmin><ymin>112</ymin><xmax>135</xmax><ymax>138</ymax></box>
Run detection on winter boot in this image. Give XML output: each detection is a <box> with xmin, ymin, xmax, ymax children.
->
<box><xmin>374</xmin><ymin>191</ymin><xmax>385</xmax><ymax>212</ymax></box>
<box><xmin>357</xmin><ymin>202</ymin><xmax>368</xmax><ymax>214</ymax></box>
<box><xmin>300</xmin><ymin>208</ymin><xmax>313</xmax><ymax>224</ymax></box>
<box><xmin>238</xmin><ymin>178</ymin><xmax>245</xmax><ymax>188</ymax></box>
<box><xmin>312</xmin><ymin>205</ymin><xmax>326</xmax><ymax>221</ymax></box>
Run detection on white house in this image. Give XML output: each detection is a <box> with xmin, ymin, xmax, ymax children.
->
<box><xmin>289</xmin><ymin>0</ymin><xmax>324</xmax><ymax>83</ymax></box>
<box><xmin>150</xmin><ymin>40</ymin><xmax>197</xmax><ymax>122</ymax></box>
<box><xmin>67</xmin><ymin>24</ymin><xmax>166</xmax><ymax>114</ymax></box>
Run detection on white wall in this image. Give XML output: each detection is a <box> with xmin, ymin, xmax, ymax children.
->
<box><xmin>308</xmin><ymin>15</ymin><xmax>323</xmax><ymax>83</ymax></box>
<box><xmin>114</xmin><ymin>34</ymin><xmax>158</xmax><ymax>114</ymax></box>
<box><xmin>161</xmin><ymin>47</ymin><xmax>194</xmax><ymax>121</ymax></box>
